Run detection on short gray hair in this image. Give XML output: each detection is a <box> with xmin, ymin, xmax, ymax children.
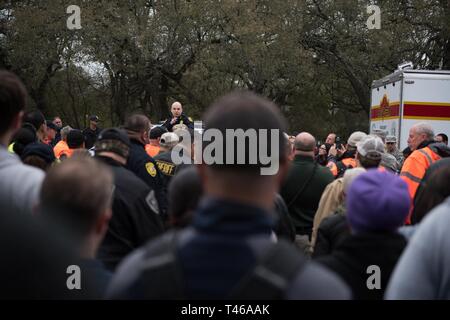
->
<box><xmin>60</xmin><ymin>126</ymin><xmax>72</xmax><ymax>140</ymax></box>
<box><xmin>413</xmin><ymin>122</ymin><xmax>434</xmax><ymax>140</ymax></box>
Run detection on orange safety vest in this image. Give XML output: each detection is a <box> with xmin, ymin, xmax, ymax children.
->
<box><xmin>145</xmin><ymin>144</ymin><xmax>160</xmax><ymax>158</ymax></box>
<box><xmin>400</xmin><ymin>146</ymin><xmax>441</xmax><ymax>200</ymax></box>
<box><xmin>53</xmin><ymin>140</ymin><xmax>69</xmax><ymax>159</ymax></box>
<box><xmin>327</xmin><ymin>157</ymin><xmax>357</xmax><ymax>177</ymax></box>
<box><xmin>400</xmin><ymin>146</ymin><xmax>441</xmax><ymax>224</ymax></box>
<box><xmin>59</xmin><ymin>148</ymin><xmax>74</xmax><ymax>159</ymax></box>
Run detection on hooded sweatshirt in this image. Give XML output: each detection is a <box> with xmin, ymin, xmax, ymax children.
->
<box><xmin>0</xmin><ymin>146</ymin><xmax>44</xmax><ymax>214</ymax></box>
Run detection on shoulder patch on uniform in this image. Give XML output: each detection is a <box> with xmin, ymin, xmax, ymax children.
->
<box><xmin>145</xmin><ymin>162</ymin><xmax>157</xmax><ymax>177</ymax></box>
<box><xmin>145</xmin><ymin>190</ymin><xmax>160</xmax><ymax>215</ymax></box>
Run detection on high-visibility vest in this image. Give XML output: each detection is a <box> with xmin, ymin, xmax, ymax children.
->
<box><xmin>400</xmin><ymin>146</ymin><xmax>441</xmax><ymax>200</ymax></box>
<box><xmin>327</xmin><ymin>157</ymin><xmax>357</xmax><ymax>177</ymax></box>
<box><xmin>8</xmin><ymin>142</ymin><xmax>15</xmax><ymax>153</ymax></box>
<box><xmin>53</xmin><ymin>140</ymin><xmax>69</xmax><ymax>159</ymax></box>
<box><xmin>400</xmin><ymin>146</ymin><xmax>441</xmax><ymax>224</ymax></box>
<box><xmin>145</xmin><ymin>144</ymin><xmax>160</xmax><ymax>158</ymax></box>
<box><xmin>59</xmin><ymin>148</ymin><xmax>74</xmax><ymax>159</ymax></box>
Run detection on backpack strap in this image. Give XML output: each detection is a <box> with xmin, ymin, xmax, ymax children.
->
<box><xmin>228</xmin><ymin>240</ymin><xmax>307</xmax><ymax>300</ymax></box>
<box><xmin>138</xmin><ymin>235</ymin><xmax>306</xmax><ymax>300</ymax></box>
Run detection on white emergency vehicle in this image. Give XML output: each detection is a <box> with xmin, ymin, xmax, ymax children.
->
<box><xmin>370</xmin><ymin>63</ymin><xmax>450</xmax><ymax>150</ymax></box>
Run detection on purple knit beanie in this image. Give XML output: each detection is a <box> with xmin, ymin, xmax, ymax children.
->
<box><xmin>346</xmin><ymin>169</ymin><xmax>410</xmax><ymax>233</ymax></box>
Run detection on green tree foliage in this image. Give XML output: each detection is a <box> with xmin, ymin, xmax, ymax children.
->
<box><xmin>1</xmin><ymin>0</ymin><xmax>448</xmax><ymax>138</ymax></box>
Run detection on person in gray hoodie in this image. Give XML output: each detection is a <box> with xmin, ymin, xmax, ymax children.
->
<box><xmin>385</xmin><ymin>197</ymin><xmax>450</xmax><ymax>300</ymax></box>
<box><xmin>0</xmin><ymin>71</ymin><xmax>44</xmax><ymax>214</ymax></box>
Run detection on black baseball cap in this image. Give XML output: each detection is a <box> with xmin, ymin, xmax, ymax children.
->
<box><xmin>97</xmin><ymin>128</ymin><xmax>130</xmax><ymax>147</ymax></box>
<box><xmin>89</xmin><ymin>115</ymin><xmax>100</xmax><ymax>122</ymax></box>
<box><xmin>21</xmin><ymin>143</ymin><xmax>56</xmax><ymax>164</ymax></box>
<box><xmin>95</xmin><ymin>128</ymin><xmax>131</xmax><ymax>158</ymax></box>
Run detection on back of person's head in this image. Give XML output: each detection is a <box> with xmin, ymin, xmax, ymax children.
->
<box><xmin>294</xmin><ymin>132</ymin><xmax>316</xmax><ymax>155</ymax></box>
<box><xmin>149</xmin><ymin>126</ymin><xmax>167</xmax><ymax>140</ymax></box>
<box><xmin>342</xmin><ymin>167</ymin><xmax>366</xmax><ymax>197</ymax></box>
<box><xmin>168</xmin><ymin>166</ymin><xmax>203</xmax><ymax>228</ymax></box>
<box><xmin>60</xmin><ymin>125</ymin><xmax>72</xmax><ymax>141</ymax></box>
<box><xmin>371</xmin><ymin>129</ymin><xmax>386</xmax><ymax>143</ymax></box>
<box><xmin>346</xmin><ymin>170</ymin><xmax>410</xmax><ymax>233</ymax></box>
<box><xmin>160</xmin><ymin>132</ymin><xmax>179</xmax><ymax>150</ymax></box>
<box><xmin>67</xmin><ymin>129</ymin><xmax>85</xmax><ymax>149</ymax></box>
<box><xmin>11</xmin><ymin>124</ymin><xmax>37</xmax><ymax>156</ymax></box>
<box><xmin>380</xmin><ymin>153</ymin><xmax>399</xmax><ymax>173</ymax></box>
<box><xmin>356</xmin><ymin>135</ymin><xmax>384</xmax><ymax>168</ymax></box>
<box><xmin>124</xmin><ymin>114</ymin><xmax>151</xmax><ymax>134</ymax></box>
<box><xmin>0</xmin><ymin>71</ymin><xmax>27</xmax><ymax>138</ymax></box>
<box><xmin>202</xmin><ymin>91</ymin><xmax>287</xmax><ymax>176</ymax></box>
<box><xmin>21</xmin><ymin>143</ymin><xmax>55</xmax><ymax>171</ymax></box>
<box><xmin>412</xmin><ymin>158</ymin><xmax>450</xmax><ymax>224</ymax></box>
<box><xmin>95</xmin><ymin>128</ymin><xmax>131</xmax><ymax>160</ymax></box>
<box><xmin>347</xmin><ymin>131</ymin><xmax>367</xmax><ymax>150</ymax></box>
<box><xmin>124</xmin><ymin>114</ymin><xmax>151</xmax><ymax>144</ymax></box>
<box><xmin>39</xmin><ymin>157</ymin><xmax>113</xmax><ymax>239</ymax></box>
<box><xmin>23</xmin><ymin>110</ymin><xmax>45</xmax><ymax>133</ymax></box>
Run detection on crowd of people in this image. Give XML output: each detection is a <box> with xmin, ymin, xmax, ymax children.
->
<box><xmin>1</xmin><ymin>69</ymin><xmax>450</xmax><ymax>299</ymax></box>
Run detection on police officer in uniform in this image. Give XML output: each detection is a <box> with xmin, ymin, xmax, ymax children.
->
<box><xmin>162</xmin><ymin>101</ymin><xmax>194</xmax><ymax>132</ymax></box>
<box><xmin>83</xmin><ymin>115</ymin><xmax>102</xmax><ymax>149</ymax></box>
<box><xmin>154</xmin><ymin>132</ymin><xmax>180</xmax><ymax>186</ymax></box>
<box><xmin>94</xmin><ymin>128</ymin><xmax>164</xmax><ymax>271</ymax></box>
<box><xmin>123</xmin><ymin>114</ymin><xmax>168</xmax><ymax>220</ymax></box>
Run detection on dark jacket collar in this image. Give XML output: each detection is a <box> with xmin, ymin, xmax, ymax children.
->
<box><xmin>192</xmin><ymin>196</ymin><xmax>274</xmax><ymax>236</ymax></box>
<box><xmin>294</xmin><ymin>154</ymin><xmax>314</xmax><ymax>163</ymax></box>
<box><xmin>130</xmin><ymin>138</ymin><xmax>145</xmax><ymax>148</ymax></box>
<box><xmin>96</xmin><ymin>155</ymin><xmax>124</xmax><ymax>168</ymax></box>
<box><xmin>427</xmin><ymin>142</ymin><xmax>450</xmax><ymax>158</ymax></box>
<box><xmin>336</xmin><ymin>231</ymin><xmax>406</xmax><ymax>255</ymax></box>
<box><xmin>418</xmin><ymin>140</ymin><xmax>435</xmax><ymax>150</ymax></box>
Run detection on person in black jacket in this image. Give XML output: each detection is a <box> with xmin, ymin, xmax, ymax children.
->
<box><xmin>154</xmin><ymin>132</ymin><xmax>182</xmax><ymax>186</ymax></box>
<box><xmin>83</xmin><ymin>115</ymin><xmax>101</xmax><ymax>149</ymax></box>
<box><xmin>161</xmin><ymin>101</ymin><xmax>194</xmax><ymax>132</ymax></box>
<box><xmin>313</xmin><ymin>207</ymin><xmax>349</xmax><ymax>257</ymax></box>
<box><xmin>123</xmin><ymin>114</ymin><xmax>168</xmax><ymax>220</ymax></box>
<box><xmin>317</xmin><ymin>169</ymin><xmax>410</xmax><ymax>300</ymax></box>
<box><xmin>94</xmin><ymin>128</ymin><xmax>165</xmax><ymax>271</ymax></box>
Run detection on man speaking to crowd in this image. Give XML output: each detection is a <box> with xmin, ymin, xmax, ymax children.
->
<box><xmin>162</xmin><ymin>101</ymin><xmax>194</xmax><ymax>132</ymax></box>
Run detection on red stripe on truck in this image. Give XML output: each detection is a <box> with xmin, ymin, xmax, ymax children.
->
<box><xmin>370</xmin><ymin>104</ymin><xmax>400</xmax><ymax>120</ymax></box>
<box><xmin>403</xmin><ymin>103</ymin><xmax>450</xmax><ymax>119</ymax></box>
